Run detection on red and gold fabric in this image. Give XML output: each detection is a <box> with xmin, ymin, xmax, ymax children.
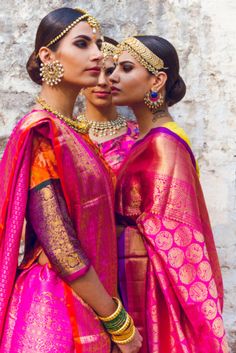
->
<box><xmin>116</xmin><ymin>125</ymin><xmax>228</xmax><ymax>353</ymax></box>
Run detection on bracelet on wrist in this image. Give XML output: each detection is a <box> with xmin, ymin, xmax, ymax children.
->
<box><xmin>98</xmin><ymin>297</ymin><xmax>136</xmax><ymax>345</ymax></box>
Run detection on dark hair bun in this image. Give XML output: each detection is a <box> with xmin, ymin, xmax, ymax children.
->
<box><xmin>166</xmin><ymin>75</ymin><xmax>186</xmax><ymax>107</ymax></box>
<box><xmin>26</xmin><ymin>51</ymin><xmax>42</xmax><ymax>85</ymax></box>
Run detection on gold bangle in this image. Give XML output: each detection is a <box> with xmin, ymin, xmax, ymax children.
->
<box><xmin>112</xmin><ymin>322</ymin><xmax>135</xmax><ymax>341</ymax></box>
<box><xmin>112</xmin><ymin>326</ymin><xmax>136</xmax><ymax>345</ymax></box>
<box><xmin>98</xmin><ymin>297</ymin><xmax>122</xmax><ymax>322</ymax></box>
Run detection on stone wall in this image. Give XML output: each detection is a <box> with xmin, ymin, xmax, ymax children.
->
<box><xmin>0</xmin><ymin>0</ymin><xmax>235</xmax><ymax>350</ymax></box>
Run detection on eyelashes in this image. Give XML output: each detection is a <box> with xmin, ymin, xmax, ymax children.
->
<box><xmin>74</xmin><ymin>40</ymin><xmax>87</xmax><ymax>48</ymax></box>
<box><xmin>122</xmin><ymin>64</ymin><xmax>134</xmax><ymax>72</ymax></box>
<box><xmin>104</xmin><ymin>66</ymin><xmax>116</xmax><ymax>76</ymax></box>
<box><xmin>73</xmin><ymin>40</ymin><xmax>102</xmax><ymax>50</ymax></box>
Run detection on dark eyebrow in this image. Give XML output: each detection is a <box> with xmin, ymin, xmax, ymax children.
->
<box><xmin>73</xmin><ymin>35</ymin><xmax>92</xmax><ymax>41</ymax></box>
<box><xmin>119</xmin><ymin>61</ymin><xmax>135</xmax><ymax>65</ymax></box>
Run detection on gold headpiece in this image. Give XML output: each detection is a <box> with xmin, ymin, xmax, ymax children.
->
<box><xmin>101</xmin><ymin>42</ymin><xmax>117</xmax><ymax>59</ymax></box>
<box><xmin>115</xmin><ymin>37</ymin><xmax>167</xmax><ymax>75</ymax></box>
<box><xmin>36</xmin><ymin>8</ymin><xmax>100</xmax><ymax>58</ymax></box>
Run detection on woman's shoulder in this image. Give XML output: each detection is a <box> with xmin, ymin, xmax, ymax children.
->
<box><xmin>17</xmin><ymin>109</ymin><xmax>52</xmax><ymax>132</ymax></box>
<box><xmin>145</xmin><ymin>123</ymin><xmax>198</xmax><ymax>174</ymax></box>
<box><xmin>162</xmin><ymin>121</ymin><xmax>191</xmax><ymax>147</ymax></box>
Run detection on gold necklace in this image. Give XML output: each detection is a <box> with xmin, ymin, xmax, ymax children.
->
<box><xmin>77</xmin><ymin>113</ymin><xmax>127</xmax><ymax>137</ymax></box>
<box><xmin>36</xmin><ymin>96</ymin><xmax>89</xmax><ymax>134</ymax></box>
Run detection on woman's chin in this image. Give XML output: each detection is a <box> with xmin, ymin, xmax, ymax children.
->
<box><xmin>111</xmin><ymin>97</ymin><xmax>128</xmax><ymax>106</ymax></box>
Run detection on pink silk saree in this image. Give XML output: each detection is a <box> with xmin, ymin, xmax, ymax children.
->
<box><xmin>0</xmin><ymin>110</ymin><xmax>117</xmax><ymax>352</ymax></box>
<box><xmin>116</xmin><ymin>127</ymin><xmax>228</xmax><ymax>353</ymax></box>
<box><xmin>93</xmin><ymin>120</ymin><xmax>139</xmax><ymax>174</ymax></box>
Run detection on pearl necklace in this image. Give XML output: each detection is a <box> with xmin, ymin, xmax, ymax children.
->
<box><xmin>36</xmin><ymin>97</ymin><xmax>89</xmax><ymax>134</ymax></box>
<box><xmin>77</xmin><ymin>113</ymin><xmax>127</xmax><ymax>137</ymax></box>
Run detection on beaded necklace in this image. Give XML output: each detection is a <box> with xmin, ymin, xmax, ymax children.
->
<box><xmin>77</xmin><ymin>113</ymin><xmax>127</xmax><ymax>137</ymax></box>
<box><xmin>36</xmin><ymin>97</ymin><xmax>89</xmax><ymax>134</ymax></box>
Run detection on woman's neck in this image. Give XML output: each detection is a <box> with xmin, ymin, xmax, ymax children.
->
<box><xmin>35</xmin><ymin>84</ymin><xmax>79</xmax><ymax>118</ymax></box>
<box><xmin>132</xmin><ymin>102</ymin><xmax>173</xmax><ymax>139</ymax></box>
<box><xmin>85</xmin><ymin>102</ymin><xmax>117</xmax><ymax>122</ymax></box>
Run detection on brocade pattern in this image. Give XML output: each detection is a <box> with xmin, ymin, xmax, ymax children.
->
<box><xmin>28</xmin><ymin>180</ymin><xmax>90</xmax><ymax>280</ymax></box>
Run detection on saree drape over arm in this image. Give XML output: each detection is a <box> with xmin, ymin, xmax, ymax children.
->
<box><xmin>116</xmin><ymin>127</ymin><xmax>228</xmax><ymax>353</ymax></box>
<box><xmin>0</xmin><ymin>111</ymin><xmax>117</xmax><ymax>353</ymax></box>
<box><xmin>25</xmin><ymin>133</ymin><xmax>90</xmax><ymax>282</ymax></box>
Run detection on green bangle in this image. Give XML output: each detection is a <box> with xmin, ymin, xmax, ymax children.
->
<box><xmin>103</xmin><ymin>308</ymin><xmax>127</xmax><ymax>331</ymax></box>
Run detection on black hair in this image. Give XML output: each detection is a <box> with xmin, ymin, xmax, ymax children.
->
<box><xmin>103</xmin><ymin>36</ymin><xmax>118</xmax><ymax>46</ymax></box>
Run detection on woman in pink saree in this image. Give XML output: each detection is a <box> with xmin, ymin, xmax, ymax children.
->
<box><xmin>0</xmin><ymin>8</ymin><xmax>142</xmax><ymax>353</ymax></box>
<box><xmin>78</xmin><ymin>37</ymin><xmax>139</xmax><ymax>174</ymax></box>
<box><xmin>109</xmin><ymin>36</ymin><xmax>229</xmax><ymax>352</ymax></box>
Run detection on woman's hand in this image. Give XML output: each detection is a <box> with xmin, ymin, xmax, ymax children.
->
<box><xmin>116</xmin><ymin>329</ymin><xmax>143</xmax><ymax>353</ymax></box>
<box><xmin>111</xmin><ymin>344</ymin><xmax>120</xmax><ymax>353</ymax></box>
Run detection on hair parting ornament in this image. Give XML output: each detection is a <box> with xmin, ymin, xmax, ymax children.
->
<box><xmin>101</xmin><ymin>41</ymin><xmax>117</xmax><ymax>59</ymax></box>
<box><xmin>115</xmin><ymin>37</ymin><xmax>168</xmax><ymax>75</ymax></box>
<box><xmin>36</xmin><ymin>8</ymin><xmax>101</xmax><ymax>58</ymax></box>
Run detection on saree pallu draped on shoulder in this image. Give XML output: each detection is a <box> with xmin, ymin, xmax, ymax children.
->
<box><xmin>116</xmin><ymin>127</ymin><xmax>228</xmax><ymax>353</ymax></box>
<box><xmin>0</xmin><ymin>110</ymin><xmax>117</xmax><ymax>352</ymax></box>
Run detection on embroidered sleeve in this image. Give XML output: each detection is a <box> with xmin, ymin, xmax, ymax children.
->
<box><xmin>27</xmin><ymin>134</ymin><xmax>91</xmax><ymax>281</ymax></box>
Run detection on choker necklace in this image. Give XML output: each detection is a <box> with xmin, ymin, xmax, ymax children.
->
<box><xmin>77</xmin><ymin>113</ymin><xmax>127</xmax><ymax>137</ymax></box>
<box><xmin>36</xmin><ymin>96</ymin><xmax>89</xmax><ymax>134</ymax></box>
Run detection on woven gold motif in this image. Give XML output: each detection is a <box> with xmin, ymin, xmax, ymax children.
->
<box><xmin>115</xmin><ymin>37</ymin><xmax>166</xmax><ymax>75</ymax></box>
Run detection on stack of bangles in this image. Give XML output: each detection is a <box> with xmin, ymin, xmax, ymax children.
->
<box><xmin>98</xmin><ymin>297</ymin><xmax>136</xmax><ymax>345</ymax></box>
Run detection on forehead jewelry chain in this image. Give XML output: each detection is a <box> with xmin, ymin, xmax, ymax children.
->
<box><xmin>77</xmin><ymin>113</ymin><xmax>127</xmax><ymax>137</ymax></box>
<box><xmin>36</xmin><ymin>96</ymin><xmax>89</xmax><ymax>134</ymax></box>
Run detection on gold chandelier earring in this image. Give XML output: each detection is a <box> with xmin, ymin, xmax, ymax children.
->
<box><xmin>144</xmin><ymin>89</ymin><xmax>164</xmax><ymax>114</ymax></box>
<box><xmin>40</xmin><ymin>60</ymin><xmax>64</xmax><ymax>86</ymax></box>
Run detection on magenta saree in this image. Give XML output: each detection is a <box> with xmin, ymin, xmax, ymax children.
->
<box><xmin>0</xmin><ymin>110</ymin><xmax>117</xmax><ymax>352</ymax></box>
<box><xmin>93</xmin><ymin>120</ymin><xmax>139</xmax><ymax>174</ymax></box>
<box><xmin>116</xmin><ymin>126</ymin><xmax>228</xmax><ymax>353</ymax></box>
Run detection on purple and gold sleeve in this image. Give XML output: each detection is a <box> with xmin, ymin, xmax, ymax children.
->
<box><xmin>28</xmin><ymin>179</ymin><xmax>91</xmax><ymax>282</ymax></box>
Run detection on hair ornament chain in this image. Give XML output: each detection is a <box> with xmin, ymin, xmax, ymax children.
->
<box><xmin>101</xmin><ymin>42</ymin><xmax>117</xmax><ymax>59</ymax></box>
<box><xmin>36</xmin><ymin>9</ymin><xmax>100</xmax><ymax>58</ymax></box>
<box><xmin>115</xmin><ymin>37</ymin><xmax>168</xmax><ymax>75</ymax></box>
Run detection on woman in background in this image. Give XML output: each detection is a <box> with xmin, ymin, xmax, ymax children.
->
<box><xmin>78</xmin><ymin>37</ymin><xmax>139</xmax><ymax>174</ymax></box>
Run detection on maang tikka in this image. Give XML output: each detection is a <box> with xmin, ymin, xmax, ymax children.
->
<box><xmin>144</xmin><ymin>89</ymin><xmax>164</xmax><ymax>114</ymax></box>
<box><xmin>40</xmin><ymin>60</ymin><xmax>64</xmax><ymax>86</ymax></box>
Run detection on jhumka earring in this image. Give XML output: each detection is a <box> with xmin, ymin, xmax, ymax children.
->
<box><xmin>144</xmin><ymin>89</ymin><xmax>164</xmax><ymax>114</ymax></box>
<box><xmin>40</xmin><ymin>60</ymin><xmax>64</xmax><ymax>86</ymax></box>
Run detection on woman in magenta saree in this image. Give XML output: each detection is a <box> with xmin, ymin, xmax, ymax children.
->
<box><xmin>109</xmin><ymin>36</ymin><xmax>229</xmax><ymax>352</ymax></box>
<box><xmin>0</xmin><ymin>110</ymin><xmax>117</xmax><ymax>352</ymax></box>
<box><xmin>0</xmin><ymin>8</ymin><xmax>142</xmax><ymax>353</ymax></box>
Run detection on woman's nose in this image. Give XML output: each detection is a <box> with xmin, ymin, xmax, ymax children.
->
<box><xmin>91</xmin><ymin>45</ymin><xmax>103</xmax><ymax>62</ymax></box>
<box><xmin>109</xmin><ymin>66</ymin><xmax>119</xmax><ymax>83</ymax></box>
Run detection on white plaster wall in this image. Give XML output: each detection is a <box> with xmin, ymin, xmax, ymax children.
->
<box><xmin>0</xmin><ymin>0</ymin><xmax>235</xmax><ymax>350</ymax></box>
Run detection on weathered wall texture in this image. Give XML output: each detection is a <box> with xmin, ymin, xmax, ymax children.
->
<box><xmin>0</xmin><ymin>0</ymin><xmax>235</xmax><ymax>350</ymax></box>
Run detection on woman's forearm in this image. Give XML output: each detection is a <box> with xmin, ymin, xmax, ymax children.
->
<box><xmin>70</xmin><ymin>266</ymin><xmax>117</xmax><ymax>317</ymax></box>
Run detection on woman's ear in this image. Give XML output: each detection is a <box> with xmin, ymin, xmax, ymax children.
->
<box><xmin>38</xmin><ymin>47</ymin><xmax>56</xmax><ymax>64</ymax></box>
<box><xmin>151</xmin><ymin>71</ymin><xmax>167</xmax><ymax>92</ymax></box>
